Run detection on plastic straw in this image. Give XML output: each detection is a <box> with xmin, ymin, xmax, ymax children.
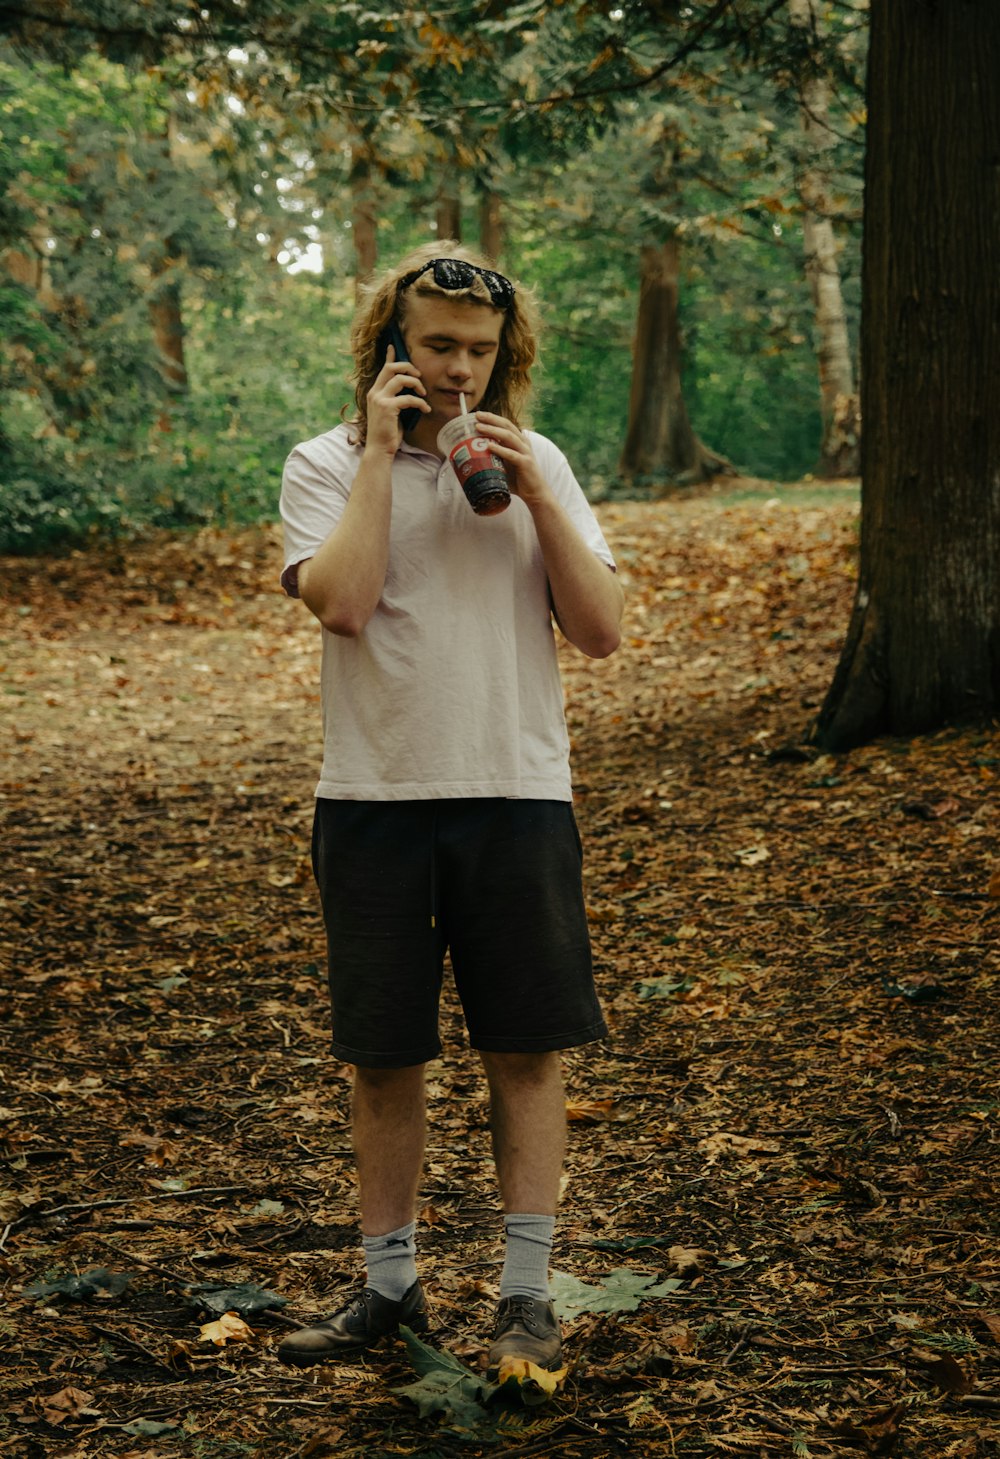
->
<box><xmin>460</xmin><ymin>392</ymin><xmax>467</xmax><ymax>416</ymax></box>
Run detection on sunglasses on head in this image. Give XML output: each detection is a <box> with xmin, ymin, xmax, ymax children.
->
<box><xmin>398</xmin><ymin>257</ymin><xmax>516</xmax><ymax>309</ymax></box>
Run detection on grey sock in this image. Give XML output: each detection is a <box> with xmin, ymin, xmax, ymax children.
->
<box><xmin>362</xmin><ymin>1220</ymin><xmax>418</xmax><ymax>1302</ymax></box>
<box><xmin>499</xmin><ymin>1213</ymin><xmax>555</xmax><ymax>1302</ymax></box>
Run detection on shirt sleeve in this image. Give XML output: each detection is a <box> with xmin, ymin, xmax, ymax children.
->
<box><xmin>528</xmin><ymin>432</ymin><xmax>617</xmax><ymax>570</ymax></box>
<box><xmin>278</xmin><ymin>430</ymin><xmax>356</xmax><ymax>598</ymax></box>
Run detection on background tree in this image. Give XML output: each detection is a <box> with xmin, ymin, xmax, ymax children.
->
<box><xmin>786</xmin><ymin>0</ymin><xmax>861</xmax><ymax>477</ymax></box>
<box><xmin>1</xmin><ymin>1</ymin><xmax>864</xmax><ymax>550</ymax></box>
<box><xmin>815</xmin><ymin>0</ymin><xmax>1000</xmax><ymax>747</ymax></box>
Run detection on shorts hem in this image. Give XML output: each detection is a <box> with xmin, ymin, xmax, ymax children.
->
<box><xmin>331</xmin><ymin>1040</ymin><xmax>442</xmax><ymax>1069</ymax></box>
<box><xmin>469</xmin><ymin>1021</ymin><xmax>609</xmax><ymax>1055</ymax></box>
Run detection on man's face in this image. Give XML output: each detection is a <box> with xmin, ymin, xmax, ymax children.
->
<box><xmin>400</xmin><ymin>294</ymin><xmax>503</xmax><ymax>424</ymax></box>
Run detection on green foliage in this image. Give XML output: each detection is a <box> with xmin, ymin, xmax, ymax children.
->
<box><xmin>393</xmin><ymin>1326</ymin><xmax>496</xmax><ymax>1430</ymax></box>
<box><xmin>0</xmin><ymin>7</ymin><xmax>866</xmax><ymax>550</ymax></box>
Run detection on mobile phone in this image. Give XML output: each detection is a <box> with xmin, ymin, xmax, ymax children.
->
<box><xmin>378</xmin><ymin>320</ymin><xmax>423</xmax><ymax>433</ymax></box>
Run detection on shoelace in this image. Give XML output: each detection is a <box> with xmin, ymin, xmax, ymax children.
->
<box><xmin>497</xmin><ymin>1296</ymin><xmax>542</xmax><ymax>1332</ymax></box>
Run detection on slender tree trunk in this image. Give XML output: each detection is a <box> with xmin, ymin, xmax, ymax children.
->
<box><xmin>148</xmin><ymin>113</ymin><xmax>188</xmax><ymax>424</ymax></box>
<box><xmin>478</xmin><ymin>186</ymin><xmax>504</xmax><ymax>262</ymax></box>
<box><xmin>435</xmin><ymin>184</ymin><xmax>461</xmax><ymax>243</ymax></box>
<box><xmin>789</xmin><ymin>0</ymin><xmax>860</xmax><ymax>477</ymax></box>
<box><xmin>350</xmin><ymin>143</ymin><xmax>378</xmax><ymax>296</ymax></box>
<box><xmin>149</xmin><ymin>271</ymin><xmax>187</xmax><ymax>391</ymax></box>
<box><xmin>619</xmin><ymin>239</ymin><xmax>728</xmax><ymax>489</ymax></box>
<box><xmin>814</xmin><ymin>0</ymin><xmax>1000</xmax><ymax>749</ymax></box>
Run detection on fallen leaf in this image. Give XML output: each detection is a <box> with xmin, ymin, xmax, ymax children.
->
<box><xmin>38</xmin><ymin>1386</ymin><xmax>100</xmax><ymax>1424</ymax></box>
<box><xmin>667</xmin><ymin>1244</ymin><xmax>716</xmax><ymax>1277</ymax></box>
<box><xmin>988</xmin><ymin>866</ymin><xmax>1000</xmax><ymax>899</ymax></box>
<box><xmin>979</xmin><ymin>1312</ymin><xmax>1000</xmax><ymax>1346</ymax></box>
<box><xmin>550</xmin><ymin>1267</ymin><xmax>682</xmax><ymax>1319</ymax></box>
<box><xmin>691</xmin><ymin>1378</ymin><xmax>726</xmax><ymax>1405</ymax></box>
<box><xmin>185</xmin><ymin>1281</ymin><xmax>287</xmax><ymax>1316</ymax></box>
<box><xmin>700</xmin><ymin>1131</ymin><xmax>781</xmax><ymax>1162</ymax></box>
<box><xmin>494</xmin><ymin>1355</ymin><xmax>568</xmax><ymax>1403</ymax></box>
<box><xmin>394</xmin><ymin>1326</ymin><xmax>490</xmax><ymax>1427</ymax></box>
<box><xmin>908</xmin><ymin>1346</ymin><xmax>974</xmax><ymax>1394</ymax></box>
<box><xmin>198</xmin><ymin>1311</ymin><xmax>255</xmax><ymax>1346</ymax></box>
<box><xmin>565</xmin><ymin>1098</ymin><xmax>623</xmax><ymax>1123</ymax></box>
<box><xmin>832</xmin><ymin>1401</ymin><xmax>907</xmax><ymax>1455</ymax></box>
<box><xmin>25</xmin><ymin>1267</ymin><xmax>133</xmax><ymax>1302</ymax></box>
<box><xmin>901</xmin><ymin>796</ymin><xmax>961</xmax><ymax>820</ymax></box>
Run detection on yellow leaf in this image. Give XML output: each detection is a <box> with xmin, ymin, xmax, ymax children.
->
<box><xmin>495</xmin><ymin>1356</ymin><xmax>569</xmax><ymax>1399</ymax></box>
<box><xmin>199</xmin><ymin>1312</ymin><xmax>255</xmax><ymax>1346</ymax></box>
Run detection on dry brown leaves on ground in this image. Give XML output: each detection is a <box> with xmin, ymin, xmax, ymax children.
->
<box><xmin>1</xmin><ymin>486</ymin><xmax>998</xmax><ymax>1459</ymax></box>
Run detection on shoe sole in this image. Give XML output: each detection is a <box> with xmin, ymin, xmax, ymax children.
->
<box><xmin>276</xmin><ymin>1315</ymin><xmax>430</xmax><ymax>1367</ymax></box>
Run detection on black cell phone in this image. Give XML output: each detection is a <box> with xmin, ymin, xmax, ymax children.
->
<box><xmin>378</xmin><ymin>320</ymin><xmax>423</xmax><ymax>433</ymax></box>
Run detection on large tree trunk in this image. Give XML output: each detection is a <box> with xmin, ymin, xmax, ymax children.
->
<box><xmin>789</xmin><ymin>0</ymin><xmax>860</xmax><ymax>477</ymax></box>
<box><xmin>814</xmin><ymin>0</ymin><xmax>1000</xmax><ymax>749</ymax></box>
<box><xmin>619</xmin><ymin>239</ymin><xmax>728</xmax><ymax>489</ymax></box>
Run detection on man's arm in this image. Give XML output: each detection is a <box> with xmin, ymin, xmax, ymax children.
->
<box><xmin>296</xmin><ymin>346</ymin><xmax>430</xmax><ymax>637</ymax></box>
<box><xmin>473</xmin><ymin>413</ymin><xmax>624</xmax><ymax>659</ymax></box>
<box><xmin>297</xmin><ymin>453</ymin><xmax>393</xmax><ymax>636</ymax></box>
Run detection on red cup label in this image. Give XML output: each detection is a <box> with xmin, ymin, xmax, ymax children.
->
<box><xmin>450</xmin><ymin>437</ymin><xmax>498</xmax><ymax>482</ymax></box>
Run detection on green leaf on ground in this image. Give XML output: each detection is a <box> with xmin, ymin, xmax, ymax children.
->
<box><xmin>183</xmin><ymin>1281</ymin><xmax>287</xmax><ymax>1316</ymax></box>
<box><xmin>551</xmin><ymin>1268</ymin><xmax>683</xmax><ymax>1319</ymax></box>
<box><xmin>25</xmin><ymin>1266</ymin><xmax>133</xmax><ymax>1301</ymax></box>
<box><xmin>394</xmin><ymin>1325</ymin><xmax>495</xmax><ymax>1429</ymax></box>
<box><xmin>637</xmin><ymin>976</ymin><xmax>695</xmax><ymax>1000</ymax></box>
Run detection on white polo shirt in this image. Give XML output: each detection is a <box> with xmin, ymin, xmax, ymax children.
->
<box><xmin>280</xmin><ymin>423</ymin><xmax>615</xmax><ymax>802</ymax></box>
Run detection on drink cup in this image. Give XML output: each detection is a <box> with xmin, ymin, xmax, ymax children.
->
<box><xmin>437</xmin><ymin>414</ymin><xmax>511</xmax><ymax>517</ymax></box>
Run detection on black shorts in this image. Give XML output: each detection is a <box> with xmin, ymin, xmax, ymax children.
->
<box><xmin>311</xmin><ymin>798</ymin><xmax>608</xmax><ymax>1068</ymax></box>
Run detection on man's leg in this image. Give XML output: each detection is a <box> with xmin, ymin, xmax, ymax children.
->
<box><xmin>353</xmin><ymin>1063</ymin><xmax>427</xmax><ymax>1235</ymax></box>
<box><xmin>277</xmin><ymin>1063</ymin><xmax>428</xmax><ymax>1366</ymax></box>
<box><xmin>479</xmin><ymin>1050</ymin><xmax>567</xmax><ymax>1376</ymax></box>
<box><xmin>479</xmin><ymin>1050</ymin><xmax>566</xmax><ymax>1216</ymax></box>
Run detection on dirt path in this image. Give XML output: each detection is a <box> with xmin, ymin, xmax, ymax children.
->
<box><xmin>2</xmin><ymin>497</ymin><xmax>998</xmax><ymax>1457</ymax></box>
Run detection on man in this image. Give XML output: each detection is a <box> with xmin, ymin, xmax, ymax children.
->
<box><xmin>276</xmin><ymin>243</ymin><xmax>623</xmax><ymax>1378</ymax></box>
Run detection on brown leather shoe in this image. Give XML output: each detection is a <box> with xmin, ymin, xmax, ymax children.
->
<box><xmin>486</xmin><ymin>1295</ymin><xmax>563</xmax><ymax>1380</ymax></box>
<box><xmin>276</xmin><ymin>1281</ymin><xmax>428</xmax><ymax>1366</ymax></box>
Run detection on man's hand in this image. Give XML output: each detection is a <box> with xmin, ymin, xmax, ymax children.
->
<box><xmin>472</xmin><ymin>411</ymin><xmax>549</xmax><ymax>504</ymax></box>
<box><xmin>472</xmin><ymin>411</ymin><xmax>623</xmax><ymax>660</ymax></box>
<box><xmin>366</xmin><ymin>344</ymin><xmax>430</xmax><ymax>455</ymax></box>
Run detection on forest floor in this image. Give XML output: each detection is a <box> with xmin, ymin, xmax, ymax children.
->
<box><xmin>1</xmin><ymin>484</ymin><xmax>998</xmax><ymax>1459</ymax></box>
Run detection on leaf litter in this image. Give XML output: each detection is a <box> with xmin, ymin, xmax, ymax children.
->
<box><xmin>1</xmin><ymin>494</ymin><xmax>998</xmax><ymax>1456</ymax></box>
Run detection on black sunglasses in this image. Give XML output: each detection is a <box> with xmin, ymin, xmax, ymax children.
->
<box><xmin>398</xmin><ymin>258</ymin><xmax>516</xmax><ymax>309</ymax></box>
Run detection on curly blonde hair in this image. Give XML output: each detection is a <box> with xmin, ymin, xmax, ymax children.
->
<box><xmin>346</xmin><ymin>241</ymin><xmax>539</xmax><ymax>444</ymax></box>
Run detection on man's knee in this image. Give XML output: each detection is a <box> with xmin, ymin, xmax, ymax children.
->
<box><xmin>353</xmin><ymin>1062</ymin><xmax>426</xmax><ymax>1110</ymax></box>
<box><xmin>479</xmin><ymin>1050</ymin><xmax>563</xmax><ymax>1091</ymax></box>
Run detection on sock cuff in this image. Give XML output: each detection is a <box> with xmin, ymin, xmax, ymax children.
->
<box><xmin>503</xmin><ymin>1213</ymin><xmax>555</xmax><ymax>1245</ymax></box>
<box><xmin>362</xmin><ymin>1220</ymin><xmax>416</xmax><ymax>1252</ymax></box>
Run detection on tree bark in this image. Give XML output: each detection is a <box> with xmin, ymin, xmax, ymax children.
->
<box><xmin>619</xmin><ymin>239</ymin><xmax>729</xmax><ymax>489</ymax></box>
<box><xmin>789</xmin><ymin>0</ymin><xmax>860</xmax><ymax>477</ymax></box>
<box><xmin>814</xmin><ymin>0</ymin><xmax>1000</xmax><ymax>749</ymax></box>
<box><xmin>350</xmin><ymin>143</ymin><xmax>378</xmax><ymax>296</ymax></box>
<box><xmin>478</xmin><ymin>186</ymin><xmax>504</xmax><ymax>262</ymax></box>
<box><xmin>148</xmin><ymin>113</ymin><xmax>188</xmax><ymax>422</ymax></box>
<box><xmin>435</xmin><ymin>184</ymin><xmax>461</xmax><ymax>243</ymax></box>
